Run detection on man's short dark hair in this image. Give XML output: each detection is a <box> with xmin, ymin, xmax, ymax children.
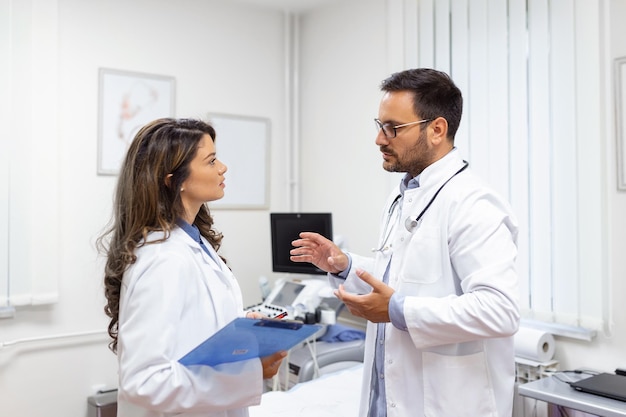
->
<box><xmin>380</xmin><ymin>68</ymin><xmax>463</xmax><ymax>139</ymax></box>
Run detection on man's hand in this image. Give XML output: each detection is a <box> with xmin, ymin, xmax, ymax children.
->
<box><xmin>334</xmin><ymin>269</ymin><xmax>394</xmax><ymax>323</ymax></box>
<box><xmin>290</xmin><ymin>232</ymin><xmax>349</xmax><ymax>274</ymax></box>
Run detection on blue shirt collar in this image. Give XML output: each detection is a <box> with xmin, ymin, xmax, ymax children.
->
<box><xmin>176</xmin><ymin>218</ymin><xmax>201</xmax><ymax>243</ymax></box>
<box><xmin>400</xmin><ymin>173</ymin><xmax>420</xmax><ymax>195</ymax></box>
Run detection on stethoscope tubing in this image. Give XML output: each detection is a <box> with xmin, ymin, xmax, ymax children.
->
<box><xmin>372</xmin><ymin>161</ymin><xmax>469</xmax><ymax>252</ymax></box>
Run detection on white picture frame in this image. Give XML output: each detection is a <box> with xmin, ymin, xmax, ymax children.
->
<box><xmin>97</xmin><ymin>68</ymin><xmax>175</xmax><ymax>175</ymax></box>
<box><xmin>616</xmin><ymin>57</ymin><xmax>626</xmax><ymax>190</ymax></box>
<box><xmin>207</xmin><ymin>113</ymin><xmax>270</xmax><ymax>209</ymax></box>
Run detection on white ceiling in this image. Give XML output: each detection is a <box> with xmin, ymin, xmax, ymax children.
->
<box><xmin>232</xmin><ymin>0</ymin><xmax>340</xmax><ymax>13</ymax></box>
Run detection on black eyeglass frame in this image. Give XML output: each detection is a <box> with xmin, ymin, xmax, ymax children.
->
<box><xmin>374</xmin><ymin>118</ymin><xmax>433</xmax><ymax>138</ymax></box>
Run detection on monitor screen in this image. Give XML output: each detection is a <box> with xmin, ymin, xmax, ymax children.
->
<box><xmin>270</xmin><ymin>212</ymin><xmax>333</xmax><ymax>275</ymax></box>
<box><xmin>267</xmin><ymin>281</ymin><xmax>306</xmax><ymax>307</ymax></box>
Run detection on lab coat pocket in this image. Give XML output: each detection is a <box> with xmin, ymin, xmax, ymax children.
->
<box><xmin>400</xmin><ymin>225</ymin><xmax>442</xmax><ymax>284</ymax></box>
<box><xmin>422</xmin><ymin>350</ymin><xmax>497</xmax><ymax>417</ymax></box>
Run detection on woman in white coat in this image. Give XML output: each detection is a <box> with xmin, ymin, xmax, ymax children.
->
<box><xmin>98</xmin><ymin>118</ymin><xmax>286</xmax><ymax>417</ymax></box>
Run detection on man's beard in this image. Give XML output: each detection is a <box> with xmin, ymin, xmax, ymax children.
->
<box><xmin>380</xmin><ymin>130</ymin><xmax>430</xmax><ymax>176</ymax></box>
<box><xmin>380</xmin><ymin>147</ymin><xmax>404</xmax><ymax>173</ymax></box>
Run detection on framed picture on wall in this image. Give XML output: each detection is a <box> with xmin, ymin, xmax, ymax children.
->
<box><xmin>207</xmin><ymin>113</ymin><xmax>270</xmax><ymax>209</ymax></box>
<box><xmin>97</xmin><ymin>68</ymin><xmax>175</xmax><ymax>175</ymax></box>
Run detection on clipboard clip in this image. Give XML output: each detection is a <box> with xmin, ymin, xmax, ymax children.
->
<box><xmin>254</xmin><ymin>318</ymin><xmax>303</xmax><ymax>330</ymax></box>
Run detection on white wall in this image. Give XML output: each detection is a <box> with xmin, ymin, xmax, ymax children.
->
<box><xmin>0</xmin><ymin>1</ymin><xmax>288</xmax><ymax>416</ymax></box>
<box><xmin>298</xmin><ymin>0</ymin><xmax>390</xmax><ymax>255</ymax></box>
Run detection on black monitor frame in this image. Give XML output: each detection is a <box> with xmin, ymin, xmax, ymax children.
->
<box><xmin>270</xmin><ymin>212</ymin><xmax>333</xmax><ymax>275</ymax></box>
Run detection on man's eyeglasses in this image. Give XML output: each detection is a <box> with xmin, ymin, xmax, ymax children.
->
<box><xmin>374</xmin><ymin>118</ymin><xmax>432</xmax><ymax>138</ymax></box>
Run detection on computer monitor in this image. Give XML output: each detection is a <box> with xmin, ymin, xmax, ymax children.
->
<box><xmin>267</xmin><ymin>280</ymin><xmax>306</xmax><ymax>307</ymax></box>
<box><xmin>270</xmin><ymin>212</ymin><xmax>333</xmax><ymax>275</ymax></box>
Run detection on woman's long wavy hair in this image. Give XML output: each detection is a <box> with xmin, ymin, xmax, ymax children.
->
<box><xmin>96</xmin><ymin>118</ymin><xmax>223</xmax><ymax>353</ymax></box>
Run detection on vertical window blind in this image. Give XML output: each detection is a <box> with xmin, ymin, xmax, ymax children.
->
<box><xmin>1</xmin><ymin>0</ymin><xmax>60</xmax><ymax>308</ymax></box>
<box><xmin>395</xmin><ymin>0</ymin><xmax>608</xmax><ymax>332</ymax></box>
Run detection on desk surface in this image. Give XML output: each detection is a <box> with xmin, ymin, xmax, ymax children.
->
<box><xmin>519</xmin><ymin>375</ymin><xmax>626</xmax><ymax>417</ymax></box>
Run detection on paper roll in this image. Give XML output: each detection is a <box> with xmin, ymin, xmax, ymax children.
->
<box><xmin>319</xmin><ymin>309</ymin><xmax>336</xmax><ymax>325</ymax></box>
<box><xmin>514</xmin><ymin>326</ymin><xmax>555</xmax><ymax>362</ymax></box>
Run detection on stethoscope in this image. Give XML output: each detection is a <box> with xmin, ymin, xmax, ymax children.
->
<box><xmin>372</xmin><ymin>161</ymin><xmax>469</xmax><ymax>253</ymax></box>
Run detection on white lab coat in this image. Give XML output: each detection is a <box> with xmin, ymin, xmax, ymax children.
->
<box><xmin>117</xmin><ymin>226</ymin><xmax>263</xmax><ymax>417</ymax></box>
<box><xmin>331</xmin><ymin>150</ymin><xmax>520</xmax><ymax>417</ymax></box>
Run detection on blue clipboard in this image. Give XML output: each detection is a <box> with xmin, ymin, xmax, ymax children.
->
<box><xmin>179</xmin><ymin>317</ymin><xmax>323</xmax><ymax>367</ymax></box>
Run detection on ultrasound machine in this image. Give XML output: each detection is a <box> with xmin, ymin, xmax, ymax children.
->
<box><xmin>247</xmin><ymin>213</ymin><xmax>365</xmax><ymax>390</ymax></box>
<box><xmin>247</xmin><ymin>212</ymin><xmax>334</xmax><ymax>321</ymax></box>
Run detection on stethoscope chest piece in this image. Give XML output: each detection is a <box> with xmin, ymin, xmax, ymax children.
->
<box><xmin>405</xmin><ymin>216</ymin><xmax>419</xmax><ymax>233</ymax></box>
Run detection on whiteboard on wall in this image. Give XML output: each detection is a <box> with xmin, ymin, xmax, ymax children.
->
<box><xmin>207</xmin><ymin>113</ymin><xmax>270</xmax><ymax>209</ymax></box>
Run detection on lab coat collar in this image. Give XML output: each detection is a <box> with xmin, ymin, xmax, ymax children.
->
<box><xmin>175</xmin><ymin>219</ymin><xmax>221</xmax><ymax>264</ymax></box>
<box><xmin>139</xmin><ymin>227</ymin><xmax>235</xmax><ymax>291</ymax></box>
<box><xmin>416</xmin><ymin>148</ymin><xmax>466</xmax><ymax>190</ymax></box>
<box><xmin>171</xmin><ymin>226</ymin><xmax>236</xmax><ymax>291</ymax></box>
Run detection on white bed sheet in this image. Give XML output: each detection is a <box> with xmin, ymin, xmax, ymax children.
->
<box><xmin>249</xmin><ymin>363</ymin><xmax>363</xmax><ymax>417</ymax></box>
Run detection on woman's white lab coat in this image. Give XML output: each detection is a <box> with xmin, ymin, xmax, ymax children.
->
<box><xmin>331</xmin><ymin>150</ymin><xmax>520</xmax><ymax>417</ymax></box>
<box><xmin>116</xmin><ymin>226</ymin><xmax>263</xmax><ymax>417</ymax></box>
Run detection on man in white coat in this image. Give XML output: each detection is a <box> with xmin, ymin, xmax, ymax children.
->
<box><xmin>290</xmin><ymin>68</ymin><xmax>520</xmax><ymax>417</ymax></box>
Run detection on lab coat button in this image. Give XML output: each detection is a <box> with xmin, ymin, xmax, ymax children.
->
<box><xmin>390</xmin><ymin>403</ymin><xmax>396</xmax><ymax>408</ymax></box>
